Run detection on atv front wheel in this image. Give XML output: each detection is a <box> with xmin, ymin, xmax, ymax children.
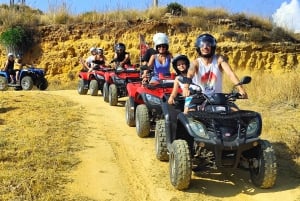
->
<box><xmin>103</xmin><ymin>82</ymin><xmax>109</xmax><ymax>102</ymax></box>
<box><xmin>78</xmin><ymin>79</ymin><xmax>88</xmax><ymax>95</ymax></box>
<box><xmin>89</xmin><ymin>80</ymin><xmax>98</xmax><ymax>96</ymax></box>
<box><xmin>169</xmin><ymin>139</ymin><xmax>191</xmax><ymax>190</ymax></box>
<box><xmin>135</xmin><ymin>104</ymin><xmax>150</xmax><ymax>138</ymax></box>
<box><xmin>125</xmin><ymin>98</ymin><xmax>135</xmax><ymax>127</ymax></box>
<box><xmin>0</xmin><ymin>76</ymin><xmax>8</xmax><ymax>91</ymax></box>
<box><xmin>155</xmin><ymin>119</ymin><xmax>168</xmax><ymax>161</ymax></box>
<box><xmin>21</xmin><ymin>76</ymin><xmax>33</xmax><ymax>90</ymax></box>
<box><xmin>109</xmin><ymin>84</ymin><xmax>118</xmax><ymax>106</ymax></box>
<box><xmin>249</xmin><ymin>139</ymin><xmax>277</xmax><ymax>188</ymax></box>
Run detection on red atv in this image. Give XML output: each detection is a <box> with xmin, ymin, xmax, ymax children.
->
<box><xmin>78</xmin><ymin>65</ymin><xmax>114</xmax><ymax>96</ymax></box>
<box><xmin>125</xmin><ymin>73</ymin><xmax>178</xmax><ymax>138</ymax></box>
<box><xmin>103</xmin><ymin>64</ymin><xmax>141</xmax><ymax>106</ymax></box>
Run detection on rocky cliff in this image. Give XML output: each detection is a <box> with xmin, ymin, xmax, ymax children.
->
<box><xmin>1</xmin><ymin>20</ymin><xmax>300</xmax><ymax>82</ymax></box>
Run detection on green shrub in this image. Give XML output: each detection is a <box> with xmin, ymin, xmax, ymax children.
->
<box><xmin>0</xmin><ymin>26</ymin><xmax>34</xmax><ymax>55</ymax></box>
<box><xmin>166</xmin><ymin>2</ymin><xmax>184</xmax><ymax>16</ymax></box>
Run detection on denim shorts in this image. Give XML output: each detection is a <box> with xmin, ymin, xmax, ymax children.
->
<box><xmin>184</xmin><ymin>96</ymin><xmax>192</xmax><ymax>108</ymax></box>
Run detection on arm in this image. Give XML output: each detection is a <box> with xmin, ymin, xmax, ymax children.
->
<box><xmin>218</xmin><ymin>56</ymin><xmax>247</xmax><ymax>98</ymax></box>
<box><xmin>3</xmin><ymin>61</ymin><xmax>8</xmax><ymax>71</ymax></box>
<box><xmin>168</xmin><ymin>77</ymin><xmax>180</xmax><ymax>104</ymax></box>
<box><xmin>142</xmin><ymin>54</ymin><xmax>155</xmax><ymax>79</ymax></box>
<box><xmin>182</xmin><ymin>60</ymin><xmax>197</xmax><ymax>97</ymax></box>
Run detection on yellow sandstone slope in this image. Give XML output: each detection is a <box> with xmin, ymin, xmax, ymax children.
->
<box><xmin>1</xmin><ymin>20</ymin><xmax>299</xmax><ymax>83</ymax></box>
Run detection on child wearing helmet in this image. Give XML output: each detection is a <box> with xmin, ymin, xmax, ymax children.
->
<box><xmin>142</xmin><ymin>33</ymin><xmax>173</xmax><ymax>84</ymax></box>
<box><xmin>3</xmin><ymin>53</ymin><xmax>16</xmax><ymax>84</ymax></box>
<box><xmin>182</xmin><ymin>33</ymin><xmax>247</xmax><ymax>99</ymax></box>
<box><xmin>112</xmin><ymin>43</ymin><xmax>131</xmax><ymax>68</ymax></box>
<box><xmin>168</xmin><ymin>54</ymin><xmax>192</xmax><ymax>113</ymax></box>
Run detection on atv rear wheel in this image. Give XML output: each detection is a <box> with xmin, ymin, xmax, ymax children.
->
<box><xmin>249</xmin><ymin>139</ymin><xmax>277</xmax><ymax>188</ymax></box>
<box><xmin>135</xmin><ymin>104</ymin><xmax>150</xmax><ymax>138</ymax></box>
<box><xmin>169</xmin><ymin>139</ymin><xmax>191</xmax><ymax>190</ymax></box>
<box><xmin>109</xmin><ymin>84</ymin><xmax>118</xmax><ymax>106</ymax></box>
<box><xmin>37</xmin><ymin>78</ymin><xmax>48</xmax><ymax>90</ymax></box>
<box><xmin>0</xmin><ymin>76</ymin><xmax>8</xmax><ymax>91</ymax></box>
<box><xmin>89</xmin><ymin>80</ymin><xmax>98</xmax><ymax>96</ymax></box>
<box><xmin>21</xmin><ymin>76</ymin><xmax>33</xmax><ymax>90</ymax></box>
<box><xmin>103</xmin><ymin>82</ymin><xmax>109</xmax><ymax>102</ymax></box>
<box><xmin>155</xmin><ymin>119</ymin><xmax>168</xmax><ymax>161</ymax></box>
<box><xmin>78</xmin><ymin>79</ymin><xmax>88</xmax><ymax>95</ymax></box>
<box><xmin>125</xmin><ymin>98</ymin><xmax>135</xmax><ymax>127</ymax></box>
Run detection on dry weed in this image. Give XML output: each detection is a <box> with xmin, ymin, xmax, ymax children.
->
<box><xmin>0</xmin><ymin>91</ymin><xmax>90</xmax><ymax>200</ymax></box>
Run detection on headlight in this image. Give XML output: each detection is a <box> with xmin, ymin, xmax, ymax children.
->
<box><xmin>145</xmin><ymin>94</ymin><xmax>161</xmax><ymax>105</ymax></box>
<box><xmin>188</xmin><ymin>118</ymin><xmax>209</xmax><ymax>139</ymax></box>
<box><xmin>246</xmin><ymin>117</ymin><xmax>260</xmax><ymax>137</ymax></box>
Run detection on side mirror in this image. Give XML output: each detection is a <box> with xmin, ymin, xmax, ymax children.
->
<box><xmin>238</xmin><ymin>76</ymin><xmax>251</xmax><ymax>85</ymax></box>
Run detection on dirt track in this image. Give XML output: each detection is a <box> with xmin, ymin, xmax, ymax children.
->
<box><xmin>48</xmin><ymin>90</ymin><xmax>299</xmax><ymax>201</ymax></box>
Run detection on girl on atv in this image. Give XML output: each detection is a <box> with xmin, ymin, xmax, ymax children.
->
<box><xmin>141</xmin><ymin>33</ymin><xmax>173</xmax><ymax>85</ymax></box>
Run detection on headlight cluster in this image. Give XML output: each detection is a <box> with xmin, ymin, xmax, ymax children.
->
<box><xmin>246</xmin><ymin>117</ymin><xmax>260</xmax><ymax>138</ymax></box>
<box><xmin>145</xmin><ymin>94</ymin><xmax>161</xmax><ymax>105</ymax></box>
<box><xmin>188</xmin><ymin>118</ymin><xmax>210</xmax><ymax>139</ymax></box>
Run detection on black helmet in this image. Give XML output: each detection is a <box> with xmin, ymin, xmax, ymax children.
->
<box><xmin>114</xmin><ymin>43</ymin><xmax>126</xmax><ymax>52</ymax></box>
<box><xmin>195</xmin><ymin>33</ymin><xmax>217</xmax><ymax>58</ymax></box>
<box><xmin>172</xmin><ymin>54</ymin><xmax>190</xmax><ymax>75</ymax></box>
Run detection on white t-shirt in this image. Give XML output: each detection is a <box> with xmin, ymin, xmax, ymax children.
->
<box><xmin>192</xmin><ymin>55</ymin><xmax>222</xmax><ymax>96</ymax></box>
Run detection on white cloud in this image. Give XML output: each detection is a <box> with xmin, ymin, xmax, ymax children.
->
<box><xmin>272</xmin><ymin>0</ymin><xmax>300</xmax><ymax>33</ymax></box>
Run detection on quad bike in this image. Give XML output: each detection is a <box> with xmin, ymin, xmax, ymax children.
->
<box><xmin>155</xmin><ymin>76</ymin><xmax>277</xmax><ymax>190</ymax></box>
<box><xmin>125</xmin><ymin>72</ymin><xmax>177</xmax><ymax>138</ymax></box>
<box><xmin>0</xmin><ymin>66</ymin><xmax>48</xmax><ymax>91</ymax></box>
<box><xmin>103</xmin><ymin>63</ymin><xmax>141</xmax><ymax>106</ymax></box>
<box><xmin>77</xmin><ymin>64</ymin><xmax>114</xmax><ymax>96</ymax></box>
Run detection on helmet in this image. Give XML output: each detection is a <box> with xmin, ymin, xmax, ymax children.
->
<box><xmin>97</xmin><ymin>48</ymin><xmax>104</xmax><ymax>55</ymax></box>
<box><xmin>7</xmin><ymin>53</ymin><xmax>14</xmax><ymax>58</ymax></box>
<box><xmin>90</xmin><ymin>47</ymin><xmax>97</xmax><ymax>53</ymax></box>
<box><xmin>172</xmin><ymin>54</ymin><xmax>190</xmax><ymax>75</ymax></box>
<box><xmin>195</xmin><ymin>33</ymin><xmax>217</xmax><ymax>58</ymax></box>
<box><xmin>114</xmin><ymin>43</ymin><xmax>126</xmax><ymax>52</ymax></box>
<box><xmin>153</xmin><ymin>33</ymin><xmax>169</xmax><ymax>50</ymax></box>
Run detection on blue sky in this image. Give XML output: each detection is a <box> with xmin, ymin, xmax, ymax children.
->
<box><xmin>0</xmin><ymin>0</ymin><xmax>288</xmax><ymax>17</ymax></box>
<box><xmin>1</xmin><ymin>0</ymin><xmax>299</xmax><ymax>32</ymax></box>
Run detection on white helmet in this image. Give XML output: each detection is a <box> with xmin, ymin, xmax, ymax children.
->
<box><xmin>7</xmin><ymin>53</ymin><xmax>14</xmax><ymax>58</ymax></box>
<box><xmin>153</xmin><ymin>33</ymin><xmax>169</xmax><ymax>49</ymax></box>
<box><xmin>90</xmin><ymin>47</ymin><xmax>97</xmax><ymax>53</ymax></box>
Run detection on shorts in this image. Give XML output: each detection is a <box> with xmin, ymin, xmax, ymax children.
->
<box><xmin>184</xmin><ymin>96</ymin><xmax>192</xmax><ymax>108</ymax></box>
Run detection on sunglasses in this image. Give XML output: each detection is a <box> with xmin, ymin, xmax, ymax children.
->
<box><xmin>157</xmin><ymin>44</ymin><xmax>167</xmax><ymax>48</ymax></box>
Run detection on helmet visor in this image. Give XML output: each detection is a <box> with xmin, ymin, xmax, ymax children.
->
<box><xmin>198</xmin><ymin>36</ymin><xmax>216</xmax><ymax>48</ymax></box>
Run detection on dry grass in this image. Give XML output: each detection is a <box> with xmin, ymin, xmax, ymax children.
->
<box><xmin>0</xmin><ymin>91</ymin><xmax>91</xmax><ymax>200</ymax></box>
<box><xmin>224</xmin><ymin>70</ymin><xmax>300</xmax><ymax>176</ymax></box>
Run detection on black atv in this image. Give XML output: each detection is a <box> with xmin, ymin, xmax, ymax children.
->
<box><xmin>155</xmin><ymin>76</ymin><xmax>277</xmax><ymax>190</ymax></box>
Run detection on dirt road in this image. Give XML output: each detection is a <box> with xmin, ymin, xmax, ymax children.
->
<box><xmin>48</xmin><ymin>90</ymin><xmax>299</xmax><ymax>201</ymax></box>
